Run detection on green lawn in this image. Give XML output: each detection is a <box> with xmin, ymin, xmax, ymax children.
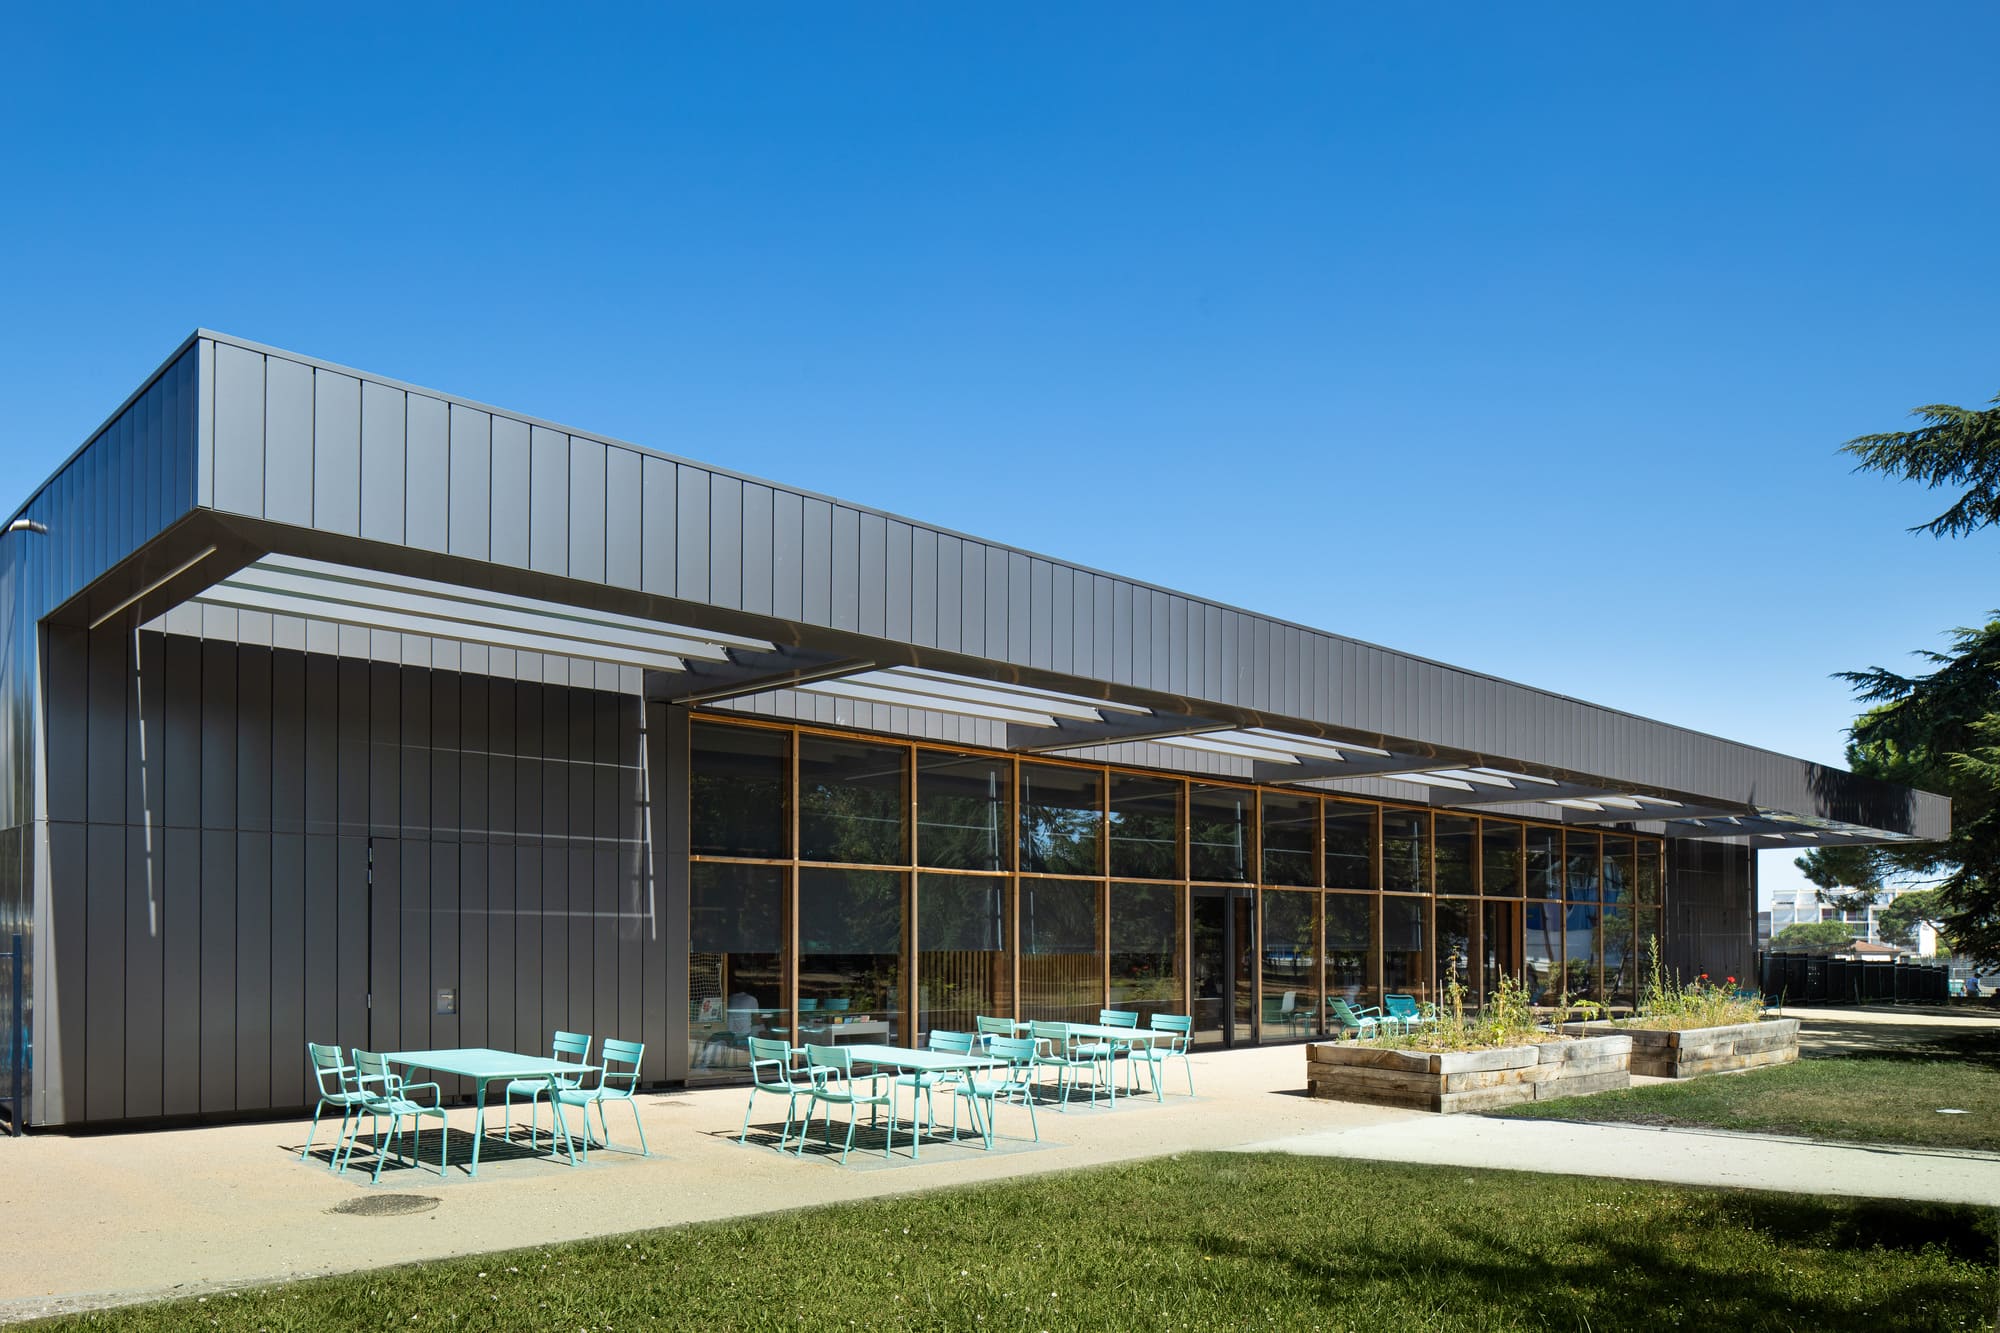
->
<box><xmin>1492</xmin><ymin>1027</ymin><xmax>2000</xmax><ymax>1151</ymax></box>
<box><xmin>35</xmin><ymin>1154</ymin><xmax>1997</xmax><ymax>1332</ymax></box>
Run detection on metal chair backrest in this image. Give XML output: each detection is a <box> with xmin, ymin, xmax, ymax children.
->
<box><xmin>986</xmin><ymin>1035</ymin><xmax>1037</xmax><ymax>1070</ymax></box>
<box><xmin>551</xmin><ymin>1030</ymin><xmax>592</xmax><ymax>1087</ymax></box>
<box><xmin>928</xmin><ymin>1029</ymin><xmax>975</xmax><ymax>1055</ymax></box>
<box><xmin>1383</xmin><ymin>994</ymin><xmax>1421</xmax><ymax>1021</ymax></box>
<box><xmin>307</xmin><ymin>1042</ymin><xmax>354</xmax><ymax>1097</ymax></box>
<box><xmin>1029</xmin><ymin>1020</ymin><xmax>1071</xmax><ymax>1053</ymax></box>
<box><xmin>1097</xmin><ymin>1010</ymin><xmax>1139</xmax><ymax>1029</ymax></box>
<box><xmin>798</xmin><ymin>998</ymin><xmax>820</xmax><ymax>1012</ymax></box>
<box><xmin>1148</xmin><ymin>1013</ymin><xmax>1192</xmax><ymax>1035</ymax></box>
<box><xmin>821</xmin><ymin>997</ymin><xmax>851</xmax><ymax>1012</ymax></box>
<box><xmin>598</xmin><ymin>1038</ymin><xmax>644</xmax><ymax>1095</ymax></box>
<box><xmin>803</xmin><ymin>1043</ymin><xmax>851</xmax><ymax>1078</ymax></box>
<box><xmin>351</xmin><ymin>1048</ymin><xmax>401</xmax><ymax>1098</ymax></box>
<box><xmin>975</xmin><ymin>1015</ymin><xmax>1015</xmax><ymax>1036</ymax></box>
<box><xmin>747</xmin><ymin>1036</ymin><xmax>795</xmax><ymax>1089</ymax></box>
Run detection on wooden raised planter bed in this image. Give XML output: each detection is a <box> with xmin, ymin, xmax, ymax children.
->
<box><xmin>1563</xmin><ymin>1018</ymin><xmax>1799</xmax><ymax>1079</ymax></box>
<box><xmin>1305</xmin><ymin>1034</ymin><xmax>1632</xmax><ymax>1113</ymax></box>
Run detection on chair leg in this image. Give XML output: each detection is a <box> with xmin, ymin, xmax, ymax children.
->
<box><xmin>437</xmin><ymin>1115</ymin><xmax>450</xmax><ymax>1178</ymax></box>
<box><xmin>629</xmin><ymin>1099</ymin><xmax>650</xmax><ymax>1157</ymax></box>
<box><xmin>301</xmin><ymin>1099</ymin><xmax>326</xmax><ymax>1161</ymax></box>
<box><xmin>740</xmin><ymin>1087</ymin><xmax>757</xmax><ymax>1145</ymax></box>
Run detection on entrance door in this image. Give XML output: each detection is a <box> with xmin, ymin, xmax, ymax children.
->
<box><xmin>1191</xmin><ymin>887</ymin><xmax>1255</xmax><ymax>1046</ymax></box>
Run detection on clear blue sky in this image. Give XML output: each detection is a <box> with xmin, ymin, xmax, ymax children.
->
<box><xmin>4</xmin><ymin>6</ymin><xmax>1996</xmax><ymax>903</ymax></box>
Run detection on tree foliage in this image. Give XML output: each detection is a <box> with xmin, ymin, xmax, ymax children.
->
<box><xmin>1820</xmin><ymin>387</ymin><xmax>2000</xmax><ymax>967</ymax></box>
<box><xmin>1771</xmin><ymin>920</ymin><xmax>1863</xmax><ymax>950</ymax></box>
<box><xmin>1876</xmin><ymin>889</ymin><xmax>1946</xmax><ymax>950</ymax></box>
<box><xmin>1792</xmin><ymin>843</ymin><xmax>1881</xmax><ymax>914</ymax></box>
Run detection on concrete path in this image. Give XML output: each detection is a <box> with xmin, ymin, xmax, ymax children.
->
<box><xmin>1232</xmin><ymin>1115</ymin><xmax>2000</xmax><ymax>1206</ymax></box>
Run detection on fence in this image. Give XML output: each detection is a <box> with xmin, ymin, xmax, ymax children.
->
<box><xmin>1</xmin><ymin>934</ymin><xmax>21</xmax><ymax>1135</ymax></box>
<box><xmin>1757</xmin><ymin>949</ymin><xmax>1950</xmax><ymax>1007</ymax></box>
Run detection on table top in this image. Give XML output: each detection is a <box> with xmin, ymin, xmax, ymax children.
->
<box><xmin>385</xmin><ymin>1048</ymin><xmax>599</xmax><ymax>1081</ymax></box>
<box><xmin>1060</xmin><ymin>1023</ymin><xmax>1161</xmax><ymax>1043</ymax></box>
<box><xmin>835</xmin><ymin>1044</ymin><xmax>1007</xmax><ymax>1074</ymax></box>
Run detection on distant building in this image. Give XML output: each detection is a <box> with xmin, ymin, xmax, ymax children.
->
<box><xmin>1766</xmin><ymin>882</ymin><xmax>1939</xmax><ymax>953</ymax></box>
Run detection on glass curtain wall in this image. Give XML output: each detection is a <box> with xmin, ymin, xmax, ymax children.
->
<box><xmin>688</xmin><ymin>715</ymin><xmax>1669</xmax><ymax>1070</ymax></box>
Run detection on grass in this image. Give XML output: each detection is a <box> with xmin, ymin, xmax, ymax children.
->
<box><xmin>1492</xmin><ymin>1025</ymin><xmax>2000</xmax><ymax>1151</ymax></box>
<box><xmin>33</xmin><ymin>1154</ymin><xmax>1999</xmax><ymax>1332</ymax></box>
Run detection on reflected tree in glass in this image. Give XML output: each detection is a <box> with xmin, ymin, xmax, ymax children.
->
<box><xmin>1108</xmin><ymin>775</ymin><xmax>1181</xmax><ymax>880</ymax></box>
<box><xmin>1259</xmin><ymin>890</ymin><xmax>1318</xmax><ymax>1040</ymax></box>
<box><xmin>690</xmin><ymin>722</ymin><xmax>789</xmax><ymax>859</ymax></box>
<box><xmin>798</xmin><ymin>868</ymin><xmax>907</xmax><ymax>1044</ymax></box>
<box><xmin>917</xmin><ymin>751</ymin><xmax>1010</xmax><ymax>871</ymax></box>
<box><xmin>1325</xmin><ymin>802</ymin><xmax>1377</xmax><ymax>891</ymax></box>
<box><xmin>1382</xmin><ymin>810</ymin><xmax>1428</xmax><ymax>894</ymax></box>
<box><xmin>1481</xmin><ymin>821</ymin><xmax>1522</xmax><ymax>897</ymax></box>
<box><xmin>1261</xmin><ymin>793</ymin><xmax>1318</xmax><ymax>887</ymax></box>
<box><xmin>799</xmin><ymin>737</ymin><xmax>907</xmax><ymax>865</ymax></box>
<box><xmin>1434</xmin><ymin>816</ymin><xmax>1477</xmax><ymax>896</ymax></box>
<box><xmin>1325</xmin><ymin>893</ymin><xmax>1377</xmax><ymax>1006</ymax></box>
<box><xmin>1109</xmin><ymin>882</ymin><xmax>1182</xmax><ymax>1021</ymax></box>
<box><xmin>1020</xmin><ymin>764</ymin><xmax>1102</xmax><ymax>876</ymax></box>
<box><xmin>1190</xmin><ymin>785</ymin><xmax>1253</xmax><ymax>882</ymax></box>
<box><xmin>1021</xmin><ymin>878</ymin><xmax>1102</xmax><ymax>1023</ymax></box>
<box><xmin>917</xmin><ymin>874</ymin><xmax>1010</xmax><ymax>1039</ymax></box>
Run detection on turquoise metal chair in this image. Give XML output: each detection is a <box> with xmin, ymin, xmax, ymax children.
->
<box><xmin>502</xmin><ymin>1030</ymin><xmax>591</xmax><ymax>1151</ymax></box>
<box><xmin>1383</xmin><ymin>994</ymin><xmax>1433</xmax><ymax>1032</ymax></box>
<box><xmin>1029</xmin><ymin>1021</ymin><xmax>1110</xmax><ymax>1110</ymax></box>
<box><xmin>338</xmin><ymin>1049</ymin><xmax>449</xmax><ymax>1183</ymax></box>
<box><xmin>552</xmin><ymin>1038</ymin><xmax>648</xmax><ymax>1160</ymax></box>
<box><xmin>953</xmin><ymin>1035</ymin><xmax>1040</xmax><ymax>1148</ymax></box>
<box><xmin>300</xmin><ymin>1042</ymin><xmax>367</xmax><ymax>1169</ymax></box>
<box><xmin>1130</xmin><ymin>1013</ymin><xmax>1195</xmax><ymax>1099</ymax></box>
<box><xmin>974</xmin><ymin>1015</ymin><xmax>1016</xmax><ymax>1050</ymax></box>
<box><xmin>798</xmin><ymin>1043</ymin><xmax>898</xmax><ymax>1165</ymax></box>
<box><xmin>1091</xmin><ymin>1009</ymin><xmax>1141</xmax><ymax>1092</ymax></box>
<box><xmin>1328</xmin><ymin>997</ymin><xmax>1386</xmax><ymax>1040</ymax></box>
<box><xmin>897</xmin><ymin>1030</ymin><xmax>974</xmax><ymax>1144</ymax></box>
<box><xmin>741</xmin><ymin>1036</ymin><xmax>809</xmax><ymax>1148</ymax></box>
<box><xmin>821</xmin><ymin>997</ymin><xmax>851</xmax><ymax>1012</ymax></box>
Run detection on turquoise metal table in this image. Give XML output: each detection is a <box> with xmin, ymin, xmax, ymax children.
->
<box><xmin>837</xmin><ymin>1044</ymin><xmax>1008</xmax><ymax>1156</ymax></box>
<box><xmin>385</xmin><ymin>1048</ymin><xmax>599</xmax><ymax>1178</ymax></box>
<box><xmin>1039</xmin><ymin>1023</ymin><xmax>1161</xmax><ymax>1106</ymax></box>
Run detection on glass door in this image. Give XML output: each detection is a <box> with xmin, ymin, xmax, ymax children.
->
<box><xmin>1191</xmin><ymin>886</ymin><xmax>1256</xmax><ymax>1046</ymax></box>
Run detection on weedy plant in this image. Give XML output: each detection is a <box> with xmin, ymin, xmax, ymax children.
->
<box><xmin>1628</xmin><ymin>938</ymin><xmax>1765</xmax><ymax>1030</ymax></box>
<box><xmin>1380</xmin><ymin>970</ymin><xmax>1570</xmax><ymax>1052</ymax></box>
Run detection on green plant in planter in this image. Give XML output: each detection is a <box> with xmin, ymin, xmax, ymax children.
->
<box><xmin>1627</xmin><ymin>938</ymin><xmax>1765</xmax><ymax>1030</ymax></box>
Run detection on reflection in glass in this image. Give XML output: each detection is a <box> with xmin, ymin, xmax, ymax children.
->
<box><xmin>1601</xmin><ymin>836</ymin><xmax>1632</xmax><ymax>904</ymax></box>
<box><xmin>1526</xmin><ymin>826</ymin><xmax>1562</xmax><ymax>899</ymax></box>
<box><xmin>1325</xmin><ymin>801</ymin><xmax>1377</xmax><ymax>890</ymax></box>
<box><xmin>1259</xmin><ymin>890</ymin><xmax>1318</xmax><ymax>1041</ymax></box>
<box><xmin>1383</xmin><ymin>895</ymin><xmax>1430</xmax><ymax>1003</ymax></box>
<box><xmin>1326</xmin><ymin>893</ymin><xmax>1378</xmax><ymax>1007</ymax></box>
<box><xmin>1482</xmin><ymin>900</ymin><xmax>1521</xmax><ymax>1000</ymax></box>
<box><xmin>917</xmin><ymin>751</ymin><xmax>1009</xmax><ymax>871</ymax></box>
<box><xmin>689</xmin><ymin>863</ymin><xmax>787</xmax><ymax>1071</ymax></box>
<box><xmin>799</xmin><ymin>736</ymin><xmax>907</xmax><ymax>865</ymax></box>
<box><xmin>917</xmin><ymin>874</ymin><xmax>1010</xmax><ymax>1040</ymax></box>
<box><xmin>1020</xmin><ymin>764</ymin><xmax>1102</xmax><ymax>876</ymax></box>
<box><xmin>1435</xmin><ymin>897</ymin><xmax>1474</xmax><ymax>1000</ymax></box>
<box><xmin>1634</xmin><ymin>842</ymin><xmax>1661</xmax><ymax>906</ymax></box>
<box><xmin>1434</xmin><ymin>816</ymin><xmax>1477</xmax><ymax>896</ymax></box>
<box><xmin>1562</xmin><ymin>903</ymin><xmax>1601</xmax><ymax>1001</ymax></box>
<box><xmin>1524</xmin><ymin>902</ymin><xmax>1559</xmax><ymax>1002</ymax></box>
<box><xmin>1109</xmin><ymin>883</ymin><xmax>1182</xmax><ymax>1021</ymax></box>
<box><xmin>690</xmin><ymin>722</ymin><xmax>789</xmax><ymax>859</ymax></box>
<box><xmin>1190</xmin><ymin>785</ymin><xmax>1253</xmax><ymax>882</ymax></box>
<box><xmin>1383</xmin><ymin>809</ymin><xmax>1428</xmax><ymax>894</ymax></box>
<box><xmin>1481</xmin><ymin>821</ymin><xmax>1522</xmax><ymax>897</ymax></box>
<box><xmin>1565</xmin><ymin>831</ymin><xmax>1601</xmax><ymax>903</ymax></box>
<box><xmin>1020</xmin><ymin>878</ymin><xmax>1101</xmax><ymax>1023</ymax></box>
<box><xmin>798</xmin><ymin>868</ymin><xmax>906</xmax><ymax>1045</ymax></box>
<box><xmin>1261</xmin><ymin>793</ymin><xmax>1319</xmax><ymax>887</ymax></box>
<box><xmin>1604</xmin><ymin>901</ymin><xmax>1635</xmax><ymax>1007</ymax></box>
<box><xmin>1108</xmin><ymin>774</ymin><xmax>1181</xmax><ymax>880</ymax></box>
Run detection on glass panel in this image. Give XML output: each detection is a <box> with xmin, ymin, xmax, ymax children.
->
<box><xmin>798</xmin><ymin>736</ymin><xmax>907</xmax><ymax>865</ymax></box>
<box><xmin>916</xmin><ymin>751</ymin><xmax>1010</xmax><ymax>871</ymax></box>
<box><xmin>1107</xmin><ymin>774</ymin><xmax>1182</xmax><ymax>880</ymax></box>
<box><xmin>1324</xmin><ymin>893</ymin><xmax>1378</xmax><ymax>1009</ymax></box>
<box><xmin>1109</xmin><ymin>882</ymin><xmax>1182</xmax><ymax>1022</ymax></box>
<box><xmin>1525</xmin><ymin>826</ymin><xmax>1562</xmax><ymax>899</ymax></box>
<box><xmin>1524</xmin><ymin>902</ymin><xmax>1560</xmax><ymax>1003</ymax></box>
<box><xmin>1434</xmin><ymin>815</ymin><xmax>1477</xmax><ymax>896</ymax></box>
<box><xmin>1561</xmin><ymin>903</ymin><xmax>1601</xmax><ymax>1003</ymax></box>
<box><xmin>688</xmin><ymin>863</ymin><xmax>787</xmax><ymax>1071</ymax></box>
<box><xmin>1565</xmin><ymin>831</ymin><xmax>1601</xmax><ymax>903</ymax></box>
<box><xmin>1261</xmin><ymin>792</ymin><xmax>1319</xmax><ymax>887</ymax></box>
<box><xmin>1634</xmin><ymin>841</ymin><xmax>1661</xmax><ymax>906</ymax></box>
<box><xmin>1435</xmin><ymin>897</ymin><xmax>1474</xmax><ymax>1001</ymax></box>
<box><xmin>1481</xmin><ymin>900</ymin><xmax>1521</xmax><ymax>999</ymax></box>
<box><xmin>690</xmin><ymin>722</ymin><xmax>788</xmax><ymax>859</ymax></box>
<box><xmin>1019</xmin><ymin>764</ymin><xmax>1102</xmax><ymax>876</ymax></box>
<box><xmin>1324</xmin><ymin>801</ymin><xmax>1377</xmax><ymax>890</ymax></box>
<box><xmin>1189</xmin><ymin>784</ymin><xmax>1254</xmax><ymax>883</ymax></box>
<box><xmin>1190</xmin><ymin>890</ymin><xmax>1228</xmax><ymax>1044</ymax></box>
<box><xmin>1258</xmin><ymin>890</ymin><xmax>1318</xmax><ymax>1041</ymax></box>
<box><xmin>797</xmin><ymin>868</ymin><xmax>906</xmax><ymax>1045</ymax></box>
<box><xmin>1481</xmin><ymin>821</ymin><xmax>1522</xmax><ymax>897</ymax></box>
<box><xmin>1382</xmin><ymin>809</ymin><xmax>1428</xmax><ymax>894</ymax></box>
<box><xmin>916</xmin><ymin>874</ymin><xmax>1011</xmax><ymax>1041</ymax></box>
<box><xmin>1637</xmin><ymin>909</ymin><xmax>1663</xmax><ymax>980</ymax></box>
<box><xmin>1382</xmin><ymin>895</ymin><xmax>1431</xmax><ymax>1004</ymax></box>
<box><xmin>1233</xmin><ymin>892</ymin><xmax>1256</xmax><ymax>1039</ymax></box>
<box><xmin>1020</xmin><ymin>877</ymin><xmax>1102</xmax><ymax>1023</ymax></box>
<box><xmin>1601</xmin><ymin>836</ymin><xmax>1632</xmax><ymax>905</ymax></box>
<box><xmin>1603</xmin><ymin>900</ymin><xmax>1635</xmax><ymax>1008</ymax></box>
